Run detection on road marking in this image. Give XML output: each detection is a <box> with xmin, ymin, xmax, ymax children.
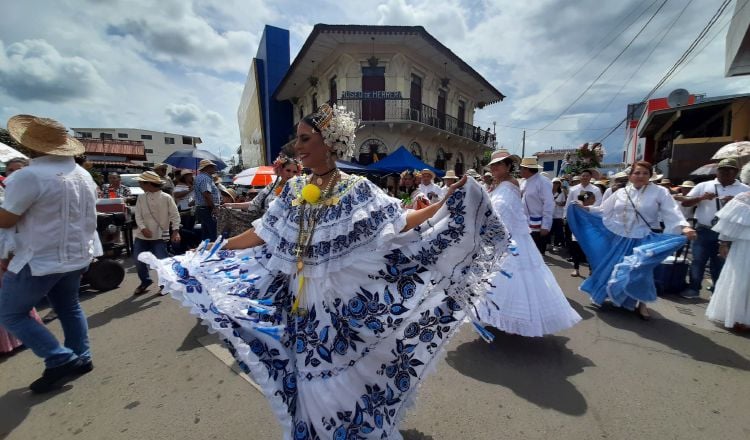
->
<box><xmin>197</xmin><ymin>335</ymin><xmax>263</xmax><ymax>394</ymax></box>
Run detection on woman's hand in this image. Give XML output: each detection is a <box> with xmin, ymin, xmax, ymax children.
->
<box><xmin>442</xmin><ymin>176</ymin><xmax>468</xmax><ymax>202</ymax></box>
<box><xmin>682</xmin><ymin>226</ymin><xmax>697</xmax><ymax>240</ymax></box>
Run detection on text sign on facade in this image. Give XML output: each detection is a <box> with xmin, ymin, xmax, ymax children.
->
<box><xmin>341</xmin><ymin>91</ymin><xmax>403</xmax><ymax>99</ymax></box>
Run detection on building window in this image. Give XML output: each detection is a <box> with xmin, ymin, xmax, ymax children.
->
<box><xmin>357</xmin><ymin>139</ymin><xmax>387</xmax><ymax>165</ymax></box>
<box><xmin>312</xmin><ymin>93</ymin><xmax>318</xmax><ymax>112</ymax></box>
<box><xmin>543</xmin><ymin>161</ymin><xmax>554</xmax><ymax>172</ymax></box>
<box><xmin>100</xmin><ymin>133</ymin><xmax>113</xmax><ymax>140</ymax></box>
<box><xmin>409</xmin><ymin>142</ymin><xmax>422</xmax><ymax>160</ymax></box>
<box><xmin>454</xmin><ymin>152</ymin><xmax>464</xmax><ymax>176</ymax></box>
<box><xmin>145</xmin><ymin>148</ymin><xmax>154</xmax><ymax>154</ymax></box>
<box><xmin>141</xmin><ymin>134</ymin><xmax>153</xmax><ymax>140</ymax></box>
<box><xmin>76</xmin><ymin>131</ymin><xmax>92</xmax><ymax>138</ymax></box>
<box><xmin>435</xmin><ymin>148</ymin><xmax>446</xmax><ymax>170</ymax></box>
<box><xmin>410</xmin><ymin>74</ymin><xmax>422</xmax><ymax>119</ymax></box>
<box><xmin>329</xmin><ymin>77</ymin><xmax>337</xmax><ymax>104</ymax></box>
<box><xmin>117</xmin><ymin>133</ymin><xmax>128</xmax><ymax>139</ymax></box>
<box><xmin>182</xmin><ymin>136</ymin><xmax>193</xmax><ymax>145</ymax></box>
<box><xmin>165</xmin><ymin>137</ymin><xmax>175</xmax><ymax>144</ymax></box>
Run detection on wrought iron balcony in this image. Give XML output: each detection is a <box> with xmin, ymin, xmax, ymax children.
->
<box><xmin>338</xmin><ymin>98</ymin><xmax>495</xmax><ymax>147</ymax></box>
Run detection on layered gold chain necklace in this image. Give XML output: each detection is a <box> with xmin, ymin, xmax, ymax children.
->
<box><xmin>291</xmin><ymin>169</ymin><xmax>341</xmax><ymax>315</ymax></box>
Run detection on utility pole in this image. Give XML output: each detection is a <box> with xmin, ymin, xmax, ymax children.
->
<box><xmin>492</xmin><ymin>121</ymin><xmax>497</xmax><ymax>149</ymax></box>
<box><xmin>521</xmin><ymin>130</ymin><xmax>526</xmax><ymax>158</ymax></box>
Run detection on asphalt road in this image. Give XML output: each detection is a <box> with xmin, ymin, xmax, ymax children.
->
<box><xmin>1</xmin><ymin>253</ymin><xmax>749</xmax><ymax>440</ymax></box>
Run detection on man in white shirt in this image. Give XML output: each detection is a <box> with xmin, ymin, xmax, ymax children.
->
<box><xmin>680</xmin><ymin>158</ymin><xmax>750</xmax><ymax>298</ymax></box>
<box><xmin>601</xmin><ymin>171</ymin><xmax>628</xmax><ymax>202</ymax></box>
<box><xmin>133</xmin><ymin>171</ymin><xmax>181</xmax><ymax>295</ymax></box>
<box><xmin>519</xmin><ymin>157</ymin><xmax>554</xmax><ymax>255</ymax></box>
<box><xmin>566</xmin><ymin>169</ymin><xmax>603</xmax><ymax>210</ymax></box>
<box><xmin>418</xmin><ymin>169</ymin><xmax>444</xmax><ymax>204</ymax></box>
<box><xmin>0</xmin><ymin>115</ymin><xmax>101</xmax><ymax>393</ymax></box>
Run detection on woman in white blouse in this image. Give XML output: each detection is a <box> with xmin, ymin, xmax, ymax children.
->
<box><xmin>567</xmin><ymin>161</ymin><xmax>696</xmax><ymax>320</ymax></box>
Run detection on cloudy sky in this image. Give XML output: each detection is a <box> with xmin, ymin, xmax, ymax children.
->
<box><xmin>1</xmin><ymin>0</ymin><xmax>749</xmax><ymax>163</ymax></box>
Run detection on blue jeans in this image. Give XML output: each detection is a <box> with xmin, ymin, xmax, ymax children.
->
<box><xmin>689</xmin><ymin>226</ymin><xmax>724</xmax><ymax>292</ymax></box>
<box><xmin>195</xmin><ymin>207</ymin><xmax>217</xmax><ymax>242</ymax></box>
<box><xmin>0</xmin><ymin>264</ymin><xmax>89</xmax><ymax>368</ymax></box>
<box><xmin>133</xmin><ymin>238</ymin><xmax>168</xmax><ymax>285</ymax></box>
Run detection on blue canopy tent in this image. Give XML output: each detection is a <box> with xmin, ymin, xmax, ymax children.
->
<box><xmin>365</xmin><ymin>146</ymin><xmax>445</xmax><ymax>177</ymax></box>
<box><xmin>336</xmin><ymin>159</ymin><xmax>387</xmax><ymax>175</ymax></box>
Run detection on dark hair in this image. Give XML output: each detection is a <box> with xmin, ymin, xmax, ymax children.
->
<box><xmin>578</xmin><ymin>191</ymin><xmax>595</xmax><ymax>202</ymax></box>
<box><xmin>630</xmin><ymin>161</ymin><xmax>653</xmax><ymax>176</ymax></box>
<box><xmin>6</xmin><ymin>157</ymin><xmax>29</xmax><ymax>167</ymax></box>
<box><xmin>580</xmin><ymin>169</ymin><xmax>592</xmax><ymax>176</ymax></box>
<box><xmin>500</xmin><ymin>157</ymin><xmax>516</xmax><ymax>173</ymax></box>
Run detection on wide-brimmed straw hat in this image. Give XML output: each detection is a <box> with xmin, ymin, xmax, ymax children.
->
<box><xmin>613</xmin><ymin>171</ymin><xmax>628</xmax><ymax>180</ymax></box>
<box><xmin>443</xmin><ymin>170</ymin><xmax>459</xmax><ymax>180</ymax></box>
<box><xmin>717</xmin><ymin>158</ymin><xmax>739</xmax><ymax>169</ymax></box>
<box><xmin>218</xmin><ymin>184</ymin><xmax>236</xmax><ymax>201</ymax></box>
<box><xmin>660</xmin><ymin>178</ymin><xmax>672</xmax><ymax>185</ymax></box>
<box><xmin>198</xmin><ymin>159</ymin><xmax>217</xmax><ymax>171</ymax></box>
<box><xmin>679</xmin><ymin>180</ymin><xmax>696</xmax><ymax>188</ymax></box>
<box><xmin>134</xmin><ymin>171</ymin><xmax>163</xmax><ymax>185</ymax></box>
<box><xmin>488</xmin><ymin>149</ymin><xmax>521</xmax><ymax>166</ymax></box>
<box><xmin>420</xmin><ymin>168</ymin><xmax>435</xmax><ymax>178</ymax></box>
<box><xmin>7</xmin><ymin>114</ymin><xmax>84</xmax><ymax>157</ymax></box>
<box><xmin>519</xmin><ymin>157</ymin><xmax>543</xmax><ymax>169</ymax></box>
<box><xmin>466</xmin><ymin>168</ymin><xmax>481</xmax><ymax>178</ymax></box>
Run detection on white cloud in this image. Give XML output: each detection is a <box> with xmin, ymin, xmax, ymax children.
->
<box><xmin>0</xmin><ymin>39</ymin><xmax>106</xmax><ymax>102</ymax></box>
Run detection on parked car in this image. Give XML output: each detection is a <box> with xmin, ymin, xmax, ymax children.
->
<box><xmin>120</xmin><ymin>173</ymin><xmax>145</xmax><ymax>196</ymax></box>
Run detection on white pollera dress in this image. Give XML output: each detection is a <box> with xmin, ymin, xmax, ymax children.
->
<box><xmin>140</xmin><ymin>175</ymin><xmax>508</xmax><ymax>440</ymax></box>
<box><xmin>478</xmin><ymin>181</ymin><xmax>581</xmax><ymax>336</ymax></box>
<box><xmin>706</xmin><ymin>191</ymin><xmax>750</xmax><ymax>328</ymax></box>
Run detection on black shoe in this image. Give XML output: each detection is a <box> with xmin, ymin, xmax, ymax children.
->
<box><xmin>29</xmin><ymin>358</ymin><xmax>85</xmax><ymax>394</ymax></box>
<box><xmin>77</xmin><ymin>360</ymin><xmax>94</xmax><ymax>375</ymax></box>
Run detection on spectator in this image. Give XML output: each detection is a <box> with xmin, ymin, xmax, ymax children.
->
<box><xmin>101</xmin><ymin>172</ymin><xmax>131</xmax><ymax>199</ymax></box>
<box><xmin>133</xmin><ymin>171</ymin><xmax>181</xmax><ymax>295</ymax></box>
<box><xmin>519</xmin><ymin>157</ymin><xmax>554</xmax><ymax>255</ymax></box>
<box><xmin>4</xmin><ymin>157</ymin><xmax>29</xmax><ymax>176</ymax></box>
<box><xmin>418</xmin><ymin>169</ymin><xmax>444</xmax><ymax>203</ymax></box>
<box><xmin>153</xmin><ymin>163</ymin><xmax>174</xmax><ymax>195</ymax></box>
<box><xmin>602</xmin><ymin>171</ymin><xmax>628</xmax><ymax>202</ymax></box>
<box><xmin>672</xmin><ymin>180</ymin><xmax>696</xmax><ymax>226</ymax></box>
<box><xmin>566</xmin><ymin>169</ymin><xmax>602</xmax><ymax>209</ymax></box>
<box><xmin>551</xmin><ymin>177</ymin><xmax>567</xmax><ymax>251</ymax></box>
<box><xmin>569</xmin><ymin>191</ymin><xmax>595</xmax><ymax>277</ymax></box>
<box><xmin>193</xmin><ymin>159</ymin><xmax>220</xmax><ymax>241</ymax></box>
<box><xmin>0</xmin><ymin>114</ymin><xmax>101</xmax><ymax>393</ymax></box>
<box><xmin>680</xmin><ymin>158</ymin><xmax>750</xmax><ymax>298</ymax></box>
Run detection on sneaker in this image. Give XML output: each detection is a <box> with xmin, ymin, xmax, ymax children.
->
<box><xmin>679</xmin><ymin>288</ymin><xmax>700</xmax><ymax>299</ymax></box>
<box><xmin>29</xmin><ymin>358</ymin><xmax>85</xmax><ymax>394</ymax></box>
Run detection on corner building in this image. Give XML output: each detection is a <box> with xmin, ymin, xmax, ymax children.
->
<box><xmin>273</xmin><ymin>25</ymin><xmax>505</xmax><ymax>174</ymax></box>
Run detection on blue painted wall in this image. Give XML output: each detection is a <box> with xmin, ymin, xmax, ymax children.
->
<box><xmin>256</xmin><ymin>25</ymin><xmax>293</xmax><ymax>163</ymax></box>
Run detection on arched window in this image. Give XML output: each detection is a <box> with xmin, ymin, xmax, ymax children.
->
<box><xmin>454</xmin><ymin>152</ymin><xmax>465</xmax><ymax>176</ymax></box>
<box><xmin>435</xmin><ymin>148</ymin><xmax>446</xmax><ymax>170</ymax></box>
<box><xmin>312</xmin><ymin>93</ymin><xmax>318</xmax><ymax>112</ymax></box>
<box><xmin>358</xmin><ymin>139</ymin><xmax>388</xmax><ymax>165</ymax></box>
<box><xmin>409</xmin><ymin>142</ymin><xmax>422</xmax><ymax>160</ymax></box>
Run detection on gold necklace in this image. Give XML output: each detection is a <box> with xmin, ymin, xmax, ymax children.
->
<box><xmin>291</xmin><ymin>170</ymin><xmax>341</xmax><ymax>315</ymax></box>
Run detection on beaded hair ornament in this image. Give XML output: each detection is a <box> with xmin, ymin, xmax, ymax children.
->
<box><xmin>307</xmin><ymin>103</ymin><xmax>358</xmax><ymax>159</ymax></box>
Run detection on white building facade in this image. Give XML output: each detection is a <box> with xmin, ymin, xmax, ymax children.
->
<box><xmin>71</xmin><ymin>127</ymin><xmax>202</xmax><ymax>168</ymax></box>
<box><xmin>273</xmin><ymin>25</ymin><xmax>504</xmax><ymax>174</ymax></box>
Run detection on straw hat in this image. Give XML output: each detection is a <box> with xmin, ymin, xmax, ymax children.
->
<box><xmin>154</xmin><ymin>163</ymin><xmax>168</xmax><ymax>170</ymax></box>
<box><xmin>7</xmin><ymin>114</ymin><xmax>84</xmax><ymax>156</ymax></box>
<box><xmin>443</xmin><ymin>170</ymin><xmax>459</xmax><ymax>180</ymax></box>
<box><xmin>180</xmin><ymin>169</ymin><xmax>195</xmax><ymax>177</ymax></box>
<box><xmin>519</xmin><ymin>157</ymin><xmax>543</xmax><ymax>169</ymax></box>
<box><xmin>420</xmin><ymin>168</ymin><xmax>435</xmax><ymax>178</ymax></box>
<box><xmin>659</xmin><ymin>178</ymin><xmax>672</xmax><ymax>185</ymax></box>
<box><xmin>465</xmin><ymin>168</ymin><xmax>481</xmax><ymax>178</ymax></box>
<box><xmin>487</xmin><ymin>148</ymin><xmax>521</xmax><ymax>166</ymax></box>
<box><xmin>613</xmin><ymin>171</ymin><xmax>628</xmax><ymax>180</ymax></box>
<box><xmin>552</xmin><ymin>177</ymin><xmax>562</xmax><ymax>183</ymax></box>
<box><xmin>650</xmin><ymin>173</ymin><xmax>663</xmax><ymax>182</ymax></box>
<box><xmin>571</xmin><ymin>175</ymin><xmax>581</xmax><ymax>182</ymax></box>
<box><xmin>484</xmin><ymin>172</ymin><xmax>492</xmax><ymax>178</ymax></box>
<box><xmin>134</xmin><ymin>171</ymin><xmax>163</xmax><ymax>185</ymax></box>
<box><xmin>198</xmin><ymin>159</ymin><xmax>217</xmax><ymax>171</ymax></box>
<box><xmin>679</xmin><ymin>180</ymin><xmax>696</xmax><ymax>188</ymax></box>
<box><xmin>219</xmin><ymin>185</ymin><xmax>236</xmax><ymax>201</ymax></box>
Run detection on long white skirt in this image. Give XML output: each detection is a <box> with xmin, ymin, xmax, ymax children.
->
<box><xmin>706</xmin><ymin>239</ymin><xmax>750</xmax><ymax>327</ymax></box>
<box><xmin>478</xmin><ymin>233</ymin><xmax>581</xmax><ymax>337</ymax></box>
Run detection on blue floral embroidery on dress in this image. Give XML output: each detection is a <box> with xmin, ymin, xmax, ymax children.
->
<box><xmin>172</xmin><ymin>262</ymin><xmax>203</xmax><ymax>293</ymax></box>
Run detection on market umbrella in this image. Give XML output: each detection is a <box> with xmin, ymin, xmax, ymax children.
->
<box><xmin>233</xmin><ymin>166</ymin><xmax>276</xmax><ymax>186</ymax></box>
<box><xmin>711</xmin><ymin>141</ymin><xmax>750</xmax><ymax>160</ymax></box>
<box><xmin>163</xmin><ymin>149</ymin><xmax>227</xmax><ymax>170</ymax></box>
<box><xmin>0</xmin><ymin>141</ymin><xmax>27</xmax><ymax>162</ymax></box>
<box><xmin>689</xmin><ymin>162</ymin><xmax>718</xmax><ymax>178</ymax></box>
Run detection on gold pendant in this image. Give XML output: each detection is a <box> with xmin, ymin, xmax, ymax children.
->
<box><xmin>315</xmin><ymin>177</ymin><xmax>323</xmax><ymax>185</ymax></box>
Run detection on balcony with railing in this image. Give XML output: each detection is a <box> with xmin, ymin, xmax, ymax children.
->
<box><xmin>338</xmin><ymin>98</ymin><xmax>495</xmax><ymax>147</ymax></box>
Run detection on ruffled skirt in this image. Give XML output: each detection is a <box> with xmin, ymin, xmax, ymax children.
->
<box><xmin>706</xmin><ymin>240</ymin><xmax>750</xmax><ymax>327</ymax></box>
<box><xmin>141</xmin><ymin>187</ymin><xmax>507</xmax><ymax>440</ymax></box>
<box><xmin>567</xmin><ymin>205</ymin><xmax>686</xmax><ymax>310</ymax></box>
<box><xmin>478</xmin><ymin>234</ymin><xmax>581</xmax><ymax>336</ymax></box>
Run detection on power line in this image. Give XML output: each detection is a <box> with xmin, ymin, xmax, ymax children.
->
<box><xmin>516</xmin><ymin>0</ymin><xmax>659</xmax><ymax>118</ymax></box>
<box><xmin>528</xmin><ymin>0</ymin><xmax>671</xmax><ymax>137</ymax></box>
<box><xmin>585</xmin><ymin>0</ymin><xmax>695</xmax><ymax>130</ymax></box>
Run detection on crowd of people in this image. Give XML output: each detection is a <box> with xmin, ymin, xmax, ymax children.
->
<box><xmin>1</xmin><ymin>108</ymin><xmax>749</xmax><ymax>439</ymax></box>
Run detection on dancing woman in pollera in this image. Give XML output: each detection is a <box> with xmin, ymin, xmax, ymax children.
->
<box><xmin>140</xmin><ymin>104</ymin><xmax>509</xmax><ymax>440</ymax></box>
